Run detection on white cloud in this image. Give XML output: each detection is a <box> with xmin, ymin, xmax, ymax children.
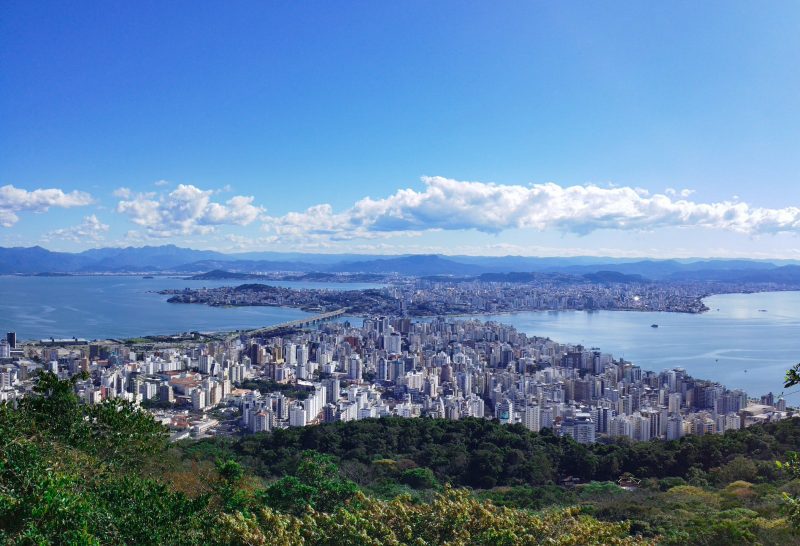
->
<box><xmin>665</xmin><ymin>187</ymin><xmax>696</xmax><ymax>198</ymax></box>
<box><xmin>223</xmin><ymin>233</ymin><xmax>279</xmax><ymax>250</ymax></box>
<box><xmin>116</xmin><ymin>184</ymin><xmax>264</xmax><ymax>237</ymax></box>
<box><xmin>42</xmin><ymin>214</ymin><xmax>110</xmax><ymax>243</ymax></box>
<box><xmin>113</xmin><ymin>187</ymin><xmax>132</xmax><ymax>198</ymax></box>
<box><xmin>262</xmin><ymin>176</ymin><xmax>800</xmax><ymax>241</ymax></box>
<box><xmin>0</xmin><ymin>184</ymin><xmax>94</xmax><ymax>227</ymax></box>
<box><xmin>153</xmin><ymin>179</ymin><xmax>170</xmax><ymax>187</ymax></box>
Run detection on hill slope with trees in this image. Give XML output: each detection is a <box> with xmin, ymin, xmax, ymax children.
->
<box><xmin>2</xmin><ymin>372</ymin><xmax>800</xmax><ymax>544</ymax></box>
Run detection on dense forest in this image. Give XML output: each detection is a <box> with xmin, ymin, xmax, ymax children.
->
<box><xmin>180</xmin><ymin>417</ymin><xmax>800</xmax><ymax>488</ymax></box>
<box><xmin>2</xmin><ymin>373</ymin><xmax>800</xmax><ymax>544</ymax></box>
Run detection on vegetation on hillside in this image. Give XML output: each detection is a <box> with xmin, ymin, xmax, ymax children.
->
<box><xmin>176</xmin><ymin>416</ymin><xmax>800</xmax><ymax>544</ymax></box>
<box><xmin>2</xmin><ymin>371</ymin><xmax>800</xmax><ymax>544</ymax></box>
<box><xmin>0</xmin><ymin>372</ymin><xmax>648</xmax><ymax>545</ymax></box>
<box><xmin>181</xmin><ymin>415</ymin><xmax>800</xmax><ymax>488</ymax></box>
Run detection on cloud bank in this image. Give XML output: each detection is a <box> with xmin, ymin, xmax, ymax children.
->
<box><xmin>262</xmin><ymin>176</ymin><xmax>800</xmax><ymax>241</ymax></box>
<box><xmin>116</xmin><ymin>184</ymin><xmax>263</xmax><ymax>237</ymax></box>
<box><xmin>43</xmin><ymin>215</ymin><xmax>110</xmax><ymax>243</ymax></box>
<box><xmin>0</xmin><ymin>185</ymin><xmax>94</xmax><ymax>227</ymax></box>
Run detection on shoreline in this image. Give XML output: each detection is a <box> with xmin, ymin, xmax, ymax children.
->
<box><xmin>11</xmin><ymin>288</ymin><xmax>800</xmax><ymax>345</ymax></box>
<box><xmin>158</xmin><ymin>285</ymin><xmax>800</xmax><ymax>328</ymax></box>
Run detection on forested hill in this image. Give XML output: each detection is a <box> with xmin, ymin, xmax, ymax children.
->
<box><xmin>0</xmin><ymin>373</ymin><xmax>649</xmax><ymax>545</ymax></box>
<box><xmin>3</xmin><ymin>374</ymin><xmax>800</xmax><ymax>544</ymax></box>
<box><xmin>182</xmin><ymin>416</ymin><xmax>800</xmax><ymax>488</ymax></box>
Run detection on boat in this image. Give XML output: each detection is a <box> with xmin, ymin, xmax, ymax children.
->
<box><xmin>650</xmin><ymin>324</ymin><xmax>659</xmax><ymax>328</ymax></box>
<box><xmin>142</xmin><ymin>275</ymin><xmax>154</xmax><ymax>279</ymax></box>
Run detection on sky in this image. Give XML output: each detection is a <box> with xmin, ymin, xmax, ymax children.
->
<box><xmin>1</xmin><ymin>1</ymin><xmax>800</xmax><ymax>258</ymax></box>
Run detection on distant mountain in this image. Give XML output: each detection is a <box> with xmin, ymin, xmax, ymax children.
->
<box><xmin>545</xmin><ymin>259</ymin><xmax>778</xmax><ymax>279</ymax></box>
<box><xmin>0</xmin><ymin>246</ymin><xmax>90</xmax><ymax>274</ymax></box>
<box><xmin>332</xmin><ymin>255</ymin><xmax>486</xmax><ymax>276</ymax></box>
<box><xmin>581</xmin><ymin>271</ymin><xmax>649</xmax><ymax>284</ymax></box>
<box><xmin>77</xmin><ymin>245</ymin><xmax>229</xmax><ymax>271</ymax></box>
<box><xmin>421</xmin><ymin>270</ymin><xmax>649</xmax><ymax>284</ymax></box>
<box><xmin>477</xmin><ymin>272</ymin><xmax>580</xmax><ymax>283</ymax></box>
<box><xmin>188</xmin><ymin>269</ymin><xmax>261</xmax><ymax>280</ymax></box>
<box><xmin>666</xmin><ymin>265</ymin><xmax>800</xmax><ymax>283</ymax></box>
<box><xmin>0</xmin><ymin>245</ymin><xmax>797</xmax><ymax>282</ymax></box>
<box><xmin>173</xmin><ymin>259</ymin><xmax>317</xmax><ymax>273</ymax></box>
<box><xmin>447</xmin><ymin>255</ymin><xmax>640</xmax><ymax>272</ymax></box>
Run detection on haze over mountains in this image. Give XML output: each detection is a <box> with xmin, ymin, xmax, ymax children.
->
<box><xmin>2</xmin><ymin>245</ymin><xmax>800</xmax><ymax>284</ymax></box>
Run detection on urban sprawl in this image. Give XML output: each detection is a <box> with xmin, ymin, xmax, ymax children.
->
<box><xmin>160</xmin><ymin>277</ymin><xmax>800</xmax><ymax>315</ymax></box>
<box><xmin>0</xmin><ymin>314</ymin><xmax>790</xmax><ymax>445</ymax></box>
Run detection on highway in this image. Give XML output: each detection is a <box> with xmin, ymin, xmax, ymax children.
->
<box><xmin>225</xmin><ymin>308</ymin><xmax>348</xmax><ymax>341</ymax></box>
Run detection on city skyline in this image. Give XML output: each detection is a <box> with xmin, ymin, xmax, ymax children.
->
<box><xmin>2</xmin><ymin>2</ymin><xmax>800</xmax><ymax>258</ymax></box>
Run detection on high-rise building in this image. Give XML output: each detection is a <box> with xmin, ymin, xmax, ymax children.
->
<box><xmin>192</xmin><ymin>388</ymin><xmax>206</xmax><ymax>411</ymax></box>
<box><xmin>668</xmin><ymin>392</ymin><xmax>682</xmax><ymax>414</ymax></box>
<box><xmin>252</xmin><ymin>411</ymin><xmax>272</xmax><ymax>433</ymax></box>
<box><xmin>666</xmin><ymin>415</ymin><xmax>684</xmax><ymax>440</ymax></box>
<box><xmin>158</xmin><ymin>383</ymin><xmax>174</xmax><ymax>403</ymax></box>
<box><xmin>348</xmin><ymin>355</ymin><xmax>363</xmax><ymax>382</ymax></box>
<box><xmin>384</xmin><ymin>332</ymin><xmax>402</xmax><ymax>354</ymax></box>
<box><xmin>496</xmin><ymin>398</ymin><xmax>514</xmax><ymax>424</ymax></box>
<box><xmin>561</xmin><ymin>413</ymin><xmax>596</xmax><ymax>444</ymax></box>
<box><xmin>522</xmin><ymin>404</ymin><xmax>540</xmax><ymax>432</ymax></box>
<box><xmin>6</xmin><ymin>332</ymin><xmax>16</xmax><ymax>350</ymax></box>
<box><xmin>289</xmin><ymin>402</ymin><xmax>307</xmax><ymax>427</ymax></box>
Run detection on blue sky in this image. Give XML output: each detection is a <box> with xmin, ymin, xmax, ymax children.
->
<box><xmin>1</xmin><ymin>1</ymin><xmax>799</xmax><ymax>257</ymax></box>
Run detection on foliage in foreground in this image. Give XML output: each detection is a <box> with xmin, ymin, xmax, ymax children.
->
<box><xmin>182</xmin><ymin>412</ymin><xmax>800</xmax><ymax>489</ymax></box>
<box><xmin>214</xmin><ymin>488</ymin><xmax>647</xmax><ymax>546</ymax></box>
<box><xmin>0</xmin><ymin>373</ymin><xmax>650</xmax><ymax>545</ymax></box>
<box><xmin>3</xmin><ymin>372</ymin><xmax>799</xmax><ymax>544</ymax></box>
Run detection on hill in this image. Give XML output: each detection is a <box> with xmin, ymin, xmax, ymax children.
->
<box><xmin>0</xmin><ymin>373</ymin><xmax>654</xmax><ymax>545</ymax></box>
<box><xmin>332</xmin><ymin>254</ymin><xmax>487</xmax><ymax>276</ymax></box>
<box><xmin>1</xmin><ymin>245</ymin><xmax>798</xmax><ymax>283</ymax></box>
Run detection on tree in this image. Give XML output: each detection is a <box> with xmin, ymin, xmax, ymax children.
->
<box><xmin>779</xmin><ymin>364</ymin><xmax>800</xmax><ymax>529</ymax></box>
<box><xmin>261</xmin><ymin>451</ymin><xmax>360</xmax><ymax>516</ymax></box>
<box><xmin>400</xmin><ymin>467</ymin><xmax>439</xmax><ymax>489</ymax></box>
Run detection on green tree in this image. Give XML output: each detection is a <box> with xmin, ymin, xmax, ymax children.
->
<box><xmin>261</xmin><ymin>451</ymin><xmax>360</xmax><ymax>516</ymax></box>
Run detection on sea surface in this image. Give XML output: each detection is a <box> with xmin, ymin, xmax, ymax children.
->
<box><xmin>469</xmin><ymin>291</ymin><xmax>800</xmax><ymax>404</ymax></box>
<box><xmin>1</xmin><ymin>275</ymin><xmax>798</xmax><ymax>403</ymax></box>
<box><xmin>0</xmin><ymin>275</ymin><xmax>382</xmax><ymax>341</ymax></box>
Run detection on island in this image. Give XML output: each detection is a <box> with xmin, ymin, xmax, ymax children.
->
<box><xmin>157</xmin><ymin>275</ymin><xmax>800</xmax><ymax>316</ymax></box>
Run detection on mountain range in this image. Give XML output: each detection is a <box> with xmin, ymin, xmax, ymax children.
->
<box><xmin>1</xmin><ymin>245</ymin><xmax>799</xmax><ymax>283</ymax></box>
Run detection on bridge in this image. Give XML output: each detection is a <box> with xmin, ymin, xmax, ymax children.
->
<box><xmin>225</xmin><ymin>308</ymin><xmax>348</xmax><ymax>341</ymax></box>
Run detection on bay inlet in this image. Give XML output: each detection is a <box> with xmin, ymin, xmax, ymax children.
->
<box><xmin>1</xmin><ymin>275</ymin><xmax>798</xmax><ymax>403</ymax></box>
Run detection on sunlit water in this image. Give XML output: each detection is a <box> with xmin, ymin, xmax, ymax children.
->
<box><xmin>468</xmin><ymin>291</ymin><xmax>800</xmax><ymax>403</ymax></box>
<box><xmin>1</xmin><ymin>276</ymin><xmax>798</xmax><ymax>403</ymax></box>
<box><xmin>0</xmin><ymin>275</ymin><xmax>381</xmax><ymax>340</ymax></box>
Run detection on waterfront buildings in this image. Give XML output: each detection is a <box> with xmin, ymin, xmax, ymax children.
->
<box><xmin>0</xmin><ymin>319</ymin><xmax>792</xmax><ymax>444</ymax></box>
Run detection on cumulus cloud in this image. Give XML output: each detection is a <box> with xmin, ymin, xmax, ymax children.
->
<box><xmin>113</xmin><ymin>187</ymin><xmax>132</xmax><ymax>198</ymax></box>
<box><xmin>116</xmin><ymin>184</ymin><xmax>264</xmax><ymax>237</ymax></box>
<box><xmin>665</xmin><ymin>187</ymin><xmax>696</xmax><ymax>198</ymax></box>
<box><xmin>0</xmin><ymin>184</ymin><xmax>94</xmax><ymax>227</ymax></box>
<box><xmin>43</xmin><ymin>214</ymin><xmax>110</xmax><ymax>243</ymax></box>
<box><xmin>262</xmin><ymin>176</ymin><xmax>800</xmax><ymax>240</ymax></box>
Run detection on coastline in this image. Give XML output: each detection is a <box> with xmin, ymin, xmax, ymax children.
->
<box><xmin>159</xmin><ymin>286</ymin><xmax>800</xmax><ymax>324</ymax></box>
<box><xmin>12</xmin><ymin>290</ymin><xmax>800</xmax><ymax>403</ymax></box>
<box><xmin>102</xmin><ymin>288</ymin><xmax>800</xmax><ymax>344</ymax></box>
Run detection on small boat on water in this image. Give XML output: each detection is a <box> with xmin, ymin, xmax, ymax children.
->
<box><xmin>650</xmin><ymin>324</ymin><xmax>659</xmax><ymax>328</ymax></box>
